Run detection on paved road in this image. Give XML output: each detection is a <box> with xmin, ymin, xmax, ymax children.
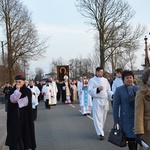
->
<box><xmin>3</xmin><ymin>101</ymin><xmax>128</xmax><ymax>150</ymax></box>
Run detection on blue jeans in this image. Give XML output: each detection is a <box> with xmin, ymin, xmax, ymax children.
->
<box><xmin>1</xmin><ymin>96</ymin><xmax>5</xmax><ymax>104</ymax></box>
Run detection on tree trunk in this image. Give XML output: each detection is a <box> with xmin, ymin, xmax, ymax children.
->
<box><xmin>6</xmin><ymin>11</ymin><xmax>14</xmax><ymax>85</ymax></box>
<box><xmin>8</xmin><ymin>65</ymin><xmax>14</xmax><ymax>85</ymax></box>
<box><xmin>99</xmin><ymin>31</ymin><xmax>105</xmax><ymax>69</ymax></box>
<box><xmin>111</xmin><ymin>54</ymin><xmax>115</xmax><ymax>74</ymax></box>
<box><xmin>7</xmin><ymin>42</ymin><xmax>14</xmax><ymax>84</ymax></box>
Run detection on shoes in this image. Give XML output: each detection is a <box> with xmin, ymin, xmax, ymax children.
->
<box><xmin>99</xmin><ymin>135</ymin><xmax>104</xmax><ymax>140</ymax></box>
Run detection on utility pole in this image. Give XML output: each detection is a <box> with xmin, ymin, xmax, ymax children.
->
<box><xmin>144</xmin><ymin>36</ymin><xmax>149</xmax><ymax>68</ymax></box>
<box><xmin>1</xmin><ymin>41</ymin><xmax>5</xmax><ymax>65</ymax></box>
<box><xmin>79</xmin><ymin>61</ymin><xmax>81</xmax><ymax>76</ymax></box>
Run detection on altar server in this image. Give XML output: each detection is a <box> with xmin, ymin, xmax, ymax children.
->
<box><xmin>28</xmin><ymin>80</ymin><xmax>40</xmax><ymax>121</ymax></box>
<box><xmin>42</xmin><ymin>79</ymin><xmax>53</xmax><ymax>109</ymax></box>
<box><xmin>80</xmin><ymin>76</ymin><xmax>92</xmax><ymax>115</ymax></box>
<box><xmin>88</xmin><ymin>67</ymin><xmax>113</xmax><ymax>140</ymax></box>
<box><xmin>49</xmin><ymin>78</ymin><xmax>58</xmax><ymax>106</ymax></box>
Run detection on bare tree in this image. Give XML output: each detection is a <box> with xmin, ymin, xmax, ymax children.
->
<box><xmin>68</xmin><ymin>57</ymin><xmax>93</xmax><ymax>79</ymax></box>
<box><xmin>34</xmin><ymin>67</ymin><xmax>44</xmax><ymax>81</ymax></box>
<box><xmin>0</xmin><ymin>0</ymin><xmax>48</xmax><ymax>84</ymax></box>
<box><xmin>124</xmin><ymin>51</ymin><xmax>137</xmax><ymax>70</ymax></box>
<box><xmin>49</xmin><ymin>57</ymin><xmax>66</xmax><ymax>73</ymax></box>
<box><xmin>87</xmin><ymin>53</ymin><xmax>97</xmax><ymax>74</ymax></box>
<box><xmin>68</xmin><ymin>58</ymin><xmax>80</xmax><ymax>79</ymax></box>
<box><xmin>76</xmin><ymin>0</ymin><xmax>145</xmax><ymax>70</ymax></box>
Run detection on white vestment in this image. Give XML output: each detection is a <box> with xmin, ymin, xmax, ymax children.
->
<box><xmin>72</xmin><ymin>84</ymin><xmax>78</xmax><ymax>101</ymax></box>
<box><xmin>42</xmin><ymin>84</ymin><xmax>53</xmax><ymax>105</ymax></box>
<box><xmin>112</xmin><ymin>78</ymin><xmax>123</xmax><ymax>93</ymax></box>
<box><xmin>28</xmin><ymin>86</ymin><xmax>40</xmax><ymax>109</ymax></box>
<box><xmin>80</xmin><ymin>86</ymin><xmax>92</xmax><ymax>115</ymax></box>
<box><xmin>88</xmin><ymin>76</ymin><xmax>113</xmax><ymax>136</ymax></box>
<box><xmin>77</xmin><ymin>81</ymin><xmax>83</xmax><ymax>103</ymax></box>
<box><xmin>50</xmin><ymin>81</ymin><xmax>58</xmax><ymax>105</ymax></box>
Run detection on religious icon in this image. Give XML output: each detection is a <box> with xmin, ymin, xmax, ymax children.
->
<box><xmin>57</xmin><ymin>65</ymin><xmax>69</xmax><ymax>82</ymax></box>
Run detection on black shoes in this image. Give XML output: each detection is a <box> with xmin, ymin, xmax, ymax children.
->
<box><xmin>83</xmin><ymin>113</ymin><xmax>91</xmax><ymax>116</ymax></box>
<box><xmin>99</xmin><ymin>135</ymin><xmax>104</xmax><ymax>140</ymax></box>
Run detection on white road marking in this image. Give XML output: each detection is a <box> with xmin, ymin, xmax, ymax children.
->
<box><xmin>69</xmin><ymin>104</ymin><xmax>75</xmax><ymax>108</ymax></box>
<box><xmin>87</xmin><ymin>115</ymin><xmax>93</xmax><ymax>120</ymax></box>
<box><xmin>79</xmin><ymin>110</ymin><xmax>82</xmax><ymax>113</ymax></box>
<box><xmin>68</xmin><ymin>103</ymin><xmax>93</xmax><ymax>120</ymax></box>
<box><xmin>78</xmin><ymin>110</ymin><xmax>93</xmax><ymax>120</ymax></box>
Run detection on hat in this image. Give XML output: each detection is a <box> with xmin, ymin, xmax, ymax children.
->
<box><xmin>64</xmin><ymin>75</ymin><xmax>68</xmax><ymax>80</ymax></box>
<box><xmin>46</xmin><ymin>79</ymin><xmax>50</xmax><ymax>83</ymax></box>
<box><xmin>15</xmin><ymin>74</ymin><xmax>25</xmax><ymax>81</ymax></box>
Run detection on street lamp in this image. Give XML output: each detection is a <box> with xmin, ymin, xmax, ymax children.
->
<box><xmin>1</xmin><ymin>41</ymin><xmax>4</xmax><ymax>64</ymax></box>
<box><xmin>144</xmin><ymin>36</ymin><xmax>149</xmax><ymax>68</ymax></box>
<box><xmin>79</xmin><ymin>61</ymin><xmax>81</xmax><ymax>76</ymax></box>
<box><xmin>1</xmin><ymin>41</ymin><xmax>7</xmax><ymax>66</ymax></box>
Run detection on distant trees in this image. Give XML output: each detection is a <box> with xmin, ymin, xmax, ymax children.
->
<box><xmin>49</xmin><ymin>57</ymin><xmax>66</xmax><ymax>73</ymax></box>
<box><xmin>0</xmin><ymin>0</ymin><xmax>47</xmax><ymax>84</ymax></box>
<box><xmin>34</xmin><ymin>68</ymin><xmax>44</xmax><ymax>81</ymax></box>
<box><xmin>48</xmin><ymin>57</ymin><xmax>93</xmax><ymax>80</ymax></box>
<box><xmin>76</xmin><ymin>0</ymin><xmax>145</xmax><ymax>71</ymax></box>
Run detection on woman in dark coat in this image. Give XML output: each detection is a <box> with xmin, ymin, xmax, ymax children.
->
<box><xmin>113</xmin><ymin>70</ymin><xmax>140</xmax><ymax>150</ymax></box>
<box><xmin>5</xmin><ymin>74</ymin><xmax>36</xmax><ymax>150</ymax></box>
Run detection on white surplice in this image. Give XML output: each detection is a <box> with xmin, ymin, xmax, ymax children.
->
<box><xmin>77</xmin><ymin>81</ymin><xmax>83</xmax><ymax>103</ymax></box>
<box><xmin>112</xmin><ymin>77</ymin><xmax>123</xmax><ymax>93</ymax></box>
<box><xmin>50</xmin><ymin>81</ymin><xmax>58</xmax><ymax>105</ymax></box>
<box><xmin>88</xmin><ymin>76</ymin><xmax>113</xmax><ymax>136</ymax></box>
<box><xmin>80</xmin><ymin>86</ymin><xmax>92</xmax><ymax>115</ymax></box>
<box><xmin>28</xmin><ymin>86</ymin><xmax>40</xmax><ymax>109</ymax></box>
<box><xmin>42</xmin><ymin>84</ymin><xmax>53</xmax><ymax>105</ymax></box>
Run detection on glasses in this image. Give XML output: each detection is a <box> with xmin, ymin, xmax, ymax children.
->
<box><xmin>16</xmin><ymin>81</ymin><xmax>22</xmax><ymax>83</ymax></box>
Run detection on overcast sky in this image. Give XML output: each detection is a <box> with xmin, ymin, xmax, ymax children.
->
<box><xmin>21</xmin><ymin>0</ymin><xmax>150</xmax><ymax>74</ymax></box>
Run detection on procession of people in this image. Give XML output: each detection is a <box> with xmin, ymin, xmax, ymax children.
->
<box><xmin>1</xmin><ymin>66</ymin><xmax>150</xmax><ymax>150</ymax></box>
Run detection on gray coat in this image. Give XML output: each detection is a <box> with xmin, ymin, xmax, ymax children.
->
<box><xmin>113</xmin><ymin>84</ymin><xmax>140</xmax><ymax>138</ymax></box>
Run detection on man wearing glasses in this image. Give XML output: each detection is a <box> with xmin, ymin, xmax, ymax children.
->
<box><xmin>5</xmin><ymin>74</ymin><xmax>36</xmax><ymax>150</ymax></box>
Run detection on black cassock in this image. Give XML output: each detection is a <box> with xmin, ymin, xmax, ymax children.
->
<box><xmin>56</xmin><ymin>82</ymin><xmax>61</xmax><ymax>101</ymax></box>
<box><xmin>5</xmin><ymin>85</ymin><xmax>36</xmax><ymax>150</ymax></box>
<box><xmin>61</xmin><ymin>82</ymin><xmax>73</xmax><ymax>103</ymax></box>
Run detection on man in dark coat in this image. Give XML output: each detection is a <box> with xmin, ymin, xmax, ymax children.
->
<box><xmin>37</xmin><ymin>80</ymin><xmax>43</xmax><ymax>102</ymax></box>
<box><xmin>61</xmin><ymin>75</ymin><xmax>72</xmax><ymax>104</ymax></box>
<box><xmin>3</xmin><ymin>82</ymin><xmax>12</xmax><ymax>111</ymax></box>
<box><xmin>56</xmin><ymin>80</ymin><xmax>61</xmax><ymax>101</ymax></box>
<box><xmin>5</xmin><ymin>74</ymin><xmax>36</xmax><ymax>150</ymax></box>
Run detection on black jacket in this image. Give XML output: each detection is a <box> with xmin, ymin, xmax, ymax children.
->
<box><xmin>3</xmin><ymin>86</ymin><xmax>12</xmax><ymax>99</ymax></box>
<box><xmin>5</xmin><ymin>85</ymin><xmax>36</xmax><ymax>149</ymax></box>
<box><xmin>61</xmin><ymin>82</ymin><xmax>72</xmax><ymax>103</ymax></box>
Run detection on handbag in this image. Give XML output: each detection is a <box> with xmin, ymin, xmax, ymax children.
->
<box><xmin>108</xmin><ymin>123</ymin><xmax>127</xmax><ymax>147</ymax></box>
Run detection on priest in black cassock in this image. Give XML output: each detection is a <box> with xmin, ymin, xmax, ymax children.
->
<box><xmin>61</xmin><ymin>75</ymin><xmax>72</xmax><ymax>104</ymax></box>
<box><xmin>5</xmin><ymin>74</ymin><xmax>36</xmax><ymax>150</ymax></box>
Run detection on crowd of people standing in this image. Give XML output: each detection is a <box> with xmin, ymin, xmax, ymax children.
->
<box><xmin>1</xmin><ymin>66</ymin><xmax>150</xmax><ymax>150</ymax></box>
<box><xmin>75</xmin><ymin>67</ymin><xmax>150</xmax><ymax>150</ymax></box>
<box><xmin>0</xmin><ymin>74</ymin><xmax>80</xmax><ymax>150</ymax></box>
